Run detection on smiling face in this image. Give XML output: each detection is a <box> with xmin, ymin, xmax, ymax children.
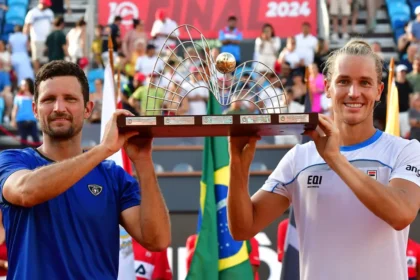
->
<box><xmin>325</xmin><ymin>54</ymin><xmax>383</xmax><ymax>126</ymax></box>
<box><xmin>33</xmin><ymin>76</ymin><xmax>93</xmax><ymax>140</ymax></box>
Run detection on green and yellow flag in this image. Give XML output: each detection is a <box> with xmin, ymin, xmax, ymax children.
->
<box><xmin>186</xmin><ymin>92</ymin><xmax>254</xmax><ymax>279</ymax></box>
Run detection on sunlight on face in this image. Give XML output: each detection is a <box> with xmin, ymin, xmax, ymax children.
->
<box><xmin>326</xmin><ymin>54</ymin><xmax>383</xmax><ymax>126</ymax></box>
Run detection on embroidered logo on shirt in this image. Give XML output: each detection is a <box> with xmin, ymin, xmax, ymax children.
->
<box><xmin>88</xmin><ymin>184</ymin><xmax>103</xmax><ymax>196</ymax></box>
<box><xmin>367</xmin><ymin>170</ymin><xmax>377</xmax><ymax>180</ymax></box>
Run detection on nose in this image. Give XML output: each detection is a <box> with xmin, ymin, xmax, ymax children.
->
<box><xmin>53</xmin><ymin>98</ymin><xmax>66</xmax><ymax>112</ymax></box>
<box><xmin>348</xmin><ymin>83</ymin><xmax>361</xmax><ymax>99</ymax></box>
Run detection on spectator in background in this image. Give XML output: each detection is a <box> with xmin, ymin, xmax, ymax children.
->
<box><xmin>49</xmin><ymin>0</ymin><xmax>70</xmax><ymax>16</ymax></box>
<box><xmin>308</xmin><ymin>63</ymin><xmax>325</xmax><ymax>113</ymax></box>
<box><xmin>122</xmin><ymin>72</ymin><xmax>145</xmax><ymax>116</ymax></box>
<box><xmin>291</xmin><ymin>71</ymin><xmax>307</xmax><ymax>104</ymax></box>
<box><xmin>45</xmin><ymin>16</ymin><xmax>67</xmax><ymax>62</ymax></box>
<box><xmin>295</xmin><ymin>22</ymin><xmax>318</xmax><ymax>66</ymax></box>
<box><xmin>278</xmin><ymin>37</ymin><xmax>304</xmax><ymax>71</ymax></box>
<box><xmin>314</xmin><ymin>38</ymin><xmax>330</xmax><ymax>73</ymax></box>
<box><xmin>66</xmin><ymin>18</ymin><xmax>86</xmax><ymax>64</ymax></box>
<box><xmin>187</xmin><ymin>65</ymin><xmax>209</xmax><ymax>115</ymax></box>
<box><xmin>409</xmin><ymin>93</ymin><xmax>420</xmax><ymax>141</ymax></box>
<box><xmin>135</xmin><ymin>44</ymin><xmax>163</xmax><ymax>77</ymax></box>
<box><xmin>350</xmin><ymin>0</ymin><xmax>363</xmax><ymax>34</ymax></box>
<box><xmin>219</xmin><ymin>15</ymin><xmax>243</xmax><ymax>64</ymax></box>
<box><xmin>24</xmin><ymin>0</ymin><xmax>54</xmax><ymax>72</ymax></box>
<box><xmin>395</xmin><ymin>64</ymin><xmax>413</xmax><ymax>114</ymax></box>
<box><xmin>91</xmin><ymin>25</ymin><xmax>104</xmax><ymax>66</ymax></box>
<box><xmin>130</xmin><ymin>73</ymin><xmax>166</xmax><ymax>115</ymax></box>
<box><xmin>407</xmin><ymin>238</ymin><xmax>420</xmax><ymax>280</ymax></box>
<box><xmin>132</xmin><ymin>239</ymin><xmax>172</xmax><ymax>280</ymax></box>
<box><xmin>0</xmin><ymin>59</ymin><xmax>12</xmax><ymax>123</ymax></box>
<box><xmin>408</xmin><ymin>6</ymin><xmax>420</xmax><ymax>44</ymax></box>
<box><xmin>123</xmin><ymin>19</ymin><xmax>148</xmax><ymax>59</ymax></box>
<box><xmin>150</xmin><ymin>9</ymin><xmax>179</xmax><ymax>51</ymax></box>
<box><xmin>9</xmin><ymin>25</ymin><xmax>34</xmax><ymax>84</ymax></box>
<box><xmin>398</xmin><ymin>22</ymin><xmax>411</xmax><ymax>61</ymax></box>
<box><xmin>11</xmin><ymin>78</ymin><xmax>40</xmax><ymax>147</ymax></box>
<box><xmin>329</xmin><ymin>0</ymin><xmax>351</xmax><ymax>41</ymax></box>
<box><xmin>0</xmin><ymin>41</ymin><xmax>10</xmax><ymax>72</ymax></box>
<box><xmin>109</xmin><ymin>16</ymin><xmax>122</xmax><ymax>52</ymax></box>
<box><xmin>254</xmin><ymin>23</ymin><xmax>280</xmax><ymax>72</ymax></box>
<box><xmin>88</xmin><ymin>79</ymin><xmax>103</xmax><ymax>123</ymax></box>
<box><xmin>408</xmin><ymin>57</ymin><xmax>420</xmax><ymax>92</ymax></box>
<box><xmin>401</xmin><ymin>45</ymin><xmax>418</xmax><ymax>73</ymax></box>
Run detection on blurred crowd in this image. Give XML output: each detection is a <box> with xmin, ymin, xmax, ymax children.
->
<box><xmin>0</xmin><ymin>0</ymin><xmax>417</xmax><ymax>147</ymax></box>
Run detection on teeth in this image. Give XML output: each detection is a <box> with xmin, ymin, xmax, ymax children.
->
<box><xmin>345</xmin><ymin>104</ymin><xmax>362</xmax><ymax>108</ymax></box>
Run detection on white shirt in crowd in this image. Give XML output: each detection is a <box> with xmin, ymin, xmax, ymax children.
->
<box><xmin>135</xmin><ymin>55</ymin><xmax>164</xmax><ymax>76</ymax></box>
<box><xmin>150</xmin><ymin>18</ymin><xmax>179</xmax><ymax>51</ymax></box>
<box><xmin>24</xmin><ymin>7</ymin><xmax>54</xmax><ymax>42</ymax></box>
<box><xmin>295</xmin><ymin>33</ymin><xmax>318</xmax><ymax>65</ymax></box>
<box><xmin>187</xmin><ymin>80</ymin><xmax>209</xmax><ymax>115</ymax></box>
<box><xmin>262</xmin><ymin>131</ymin><xmax>420</xmax><ymax>280</ymax></box>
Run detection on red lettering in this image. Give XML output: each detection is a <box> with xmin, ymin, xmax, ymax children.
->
<box><xmin>216</xmin><ymin>0</ymin><xmax>245</xmax><ymax>32</ymax></box>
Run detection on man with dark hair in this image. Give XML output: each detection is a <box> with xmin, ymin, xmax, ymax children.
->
<box><xmin>0</xmin><ymin>60</ymin><xmax>171</xmax><ymax>279</ymax></box>
<box><xmin>45</xmin><ymin>16</ymin><xmax>68</xmax><ymax>62</ymax></box>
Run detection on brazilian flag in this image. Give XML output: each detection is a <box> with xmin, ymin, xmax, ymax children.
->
<box><xmin>186</xmin><ymin>92</ymin><xmax>254</xmax><ymax>279</ymax></box>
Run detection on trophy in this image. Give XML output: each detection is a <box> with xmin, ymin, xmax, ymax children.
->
<box><xmin>117</xmin><ymin>25</ymin><xmax>318</xmax><ymax>137</ymax></box>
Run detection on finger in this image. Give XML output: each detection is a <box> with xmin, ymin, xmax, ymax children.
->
<box><xmin>318</xmin><ymin>117</ymin><xmax>333</xmax><ymax>135</ymax></box>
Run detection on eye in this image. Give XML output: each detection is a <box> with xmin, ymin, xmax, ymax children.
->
<box><xmin>360</xmin><ymin>80</ymin><xmax>371</xmax><ymax>86</ymax></box>
<box><xmin>337</xmin><ymin>80</ymin><xmax>348</xmax><ymax>85</ymax></box>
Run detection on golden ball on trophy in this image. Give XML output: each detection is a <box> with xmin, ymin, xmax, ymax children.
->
<box><xmin>215</xmin><ymin>52</ymin><xmax>236</xmax><ymax>74</ymax></box>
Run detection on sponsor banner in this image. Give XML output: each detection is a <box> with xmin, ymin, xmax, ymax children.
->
<box><xmin>98</xmin><ymin>0</ymin><xmax>317</xmax><ymax>39</ymax></box>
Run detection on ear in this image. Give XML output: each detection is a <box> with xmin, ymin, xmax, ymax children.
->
<box><xmin>376</xmin><ymin>81</ymin><xmax>384</xmax><ymax>101</ymax></box>
<box><xmin>84</xmin><ymin>100</ymin><xmax>94</xmax><ymax>119</ymax></box>
<box><xmin>324</xmin><ymin>79</ymin><xmax>331</xmax><ymax>98</ymax></box>
<box><xmin>32</xmin><ymin>101</ymin><xmax>39</xmax><ymax>120</ymax></box>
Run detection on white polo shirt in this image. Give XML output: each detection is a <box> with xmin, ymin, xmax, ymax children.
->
<box><xmin>261</xmin><ymin>130</ymin><xmax>420</xmax><ymax>280</ymax></box>
<box><xmin>24</xmin><ymin>7</ymin><xmax>54</xmax><ymax>42</ymax></box>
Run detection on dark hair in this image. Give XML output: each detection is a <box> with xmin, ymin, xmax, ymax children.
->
<box><xmin>76</xmin><ymin>18</ymin><xmax>86</xmax><ymax>27</ymax></box>
<box><xmin>262</xmin><ymin>23</ymin><xmax>275</xmax><ymax>37</ymax></box>
<box><xmin>54</xmin><ymin>16</ymin><xmax>64</xmax><ymax>27</ymax></box>
<box><xmin>228</xmin><ymin>15</ymin><xmax>237</xmax><ymax>21</ymax></box>
<box><xmin>34</xmin><ymin>61</ymin><xmax>90</xmax><ymax>104</ymax></box>
<box><xmin>24</xmin><ymin>78</ymin><xmax>35</xmax><ymax>95</ymax></box>
<box><xmin>14</xmin><ymin>24</ymin><xmax>23</xmax><ymax>32</ymax></box>
<box><xmin>114</xmin><ymin>16</ymin><xmax>122</xmax><ymax>22</ymax></box>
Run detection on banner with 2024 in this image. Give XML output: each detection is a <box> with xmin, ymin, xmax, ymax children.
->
<box><xmin>98</xmin><ymin>0</ymin><xmax>317</xmax><ymax>39</ymax></box>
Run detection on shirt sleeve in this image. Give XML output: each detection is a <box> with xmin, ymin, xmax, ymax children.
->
<box><xmin>0</xmin><ymin>150</ymin><xmax>31</xmax><ymax>204</ymax></box>
<box><xmin>24</xmin><ymin>10</ymin><xmax>33</xmax><ymax>24</ymax></box>
<box><xmin>115</xmin><ymin>165</ymin><xmax>141</xmax><ymax>213</ymax></box>
<box><xmin>260</xmin><ymin>146</ymin><xmax>297</xmax><ymax>201</ymax></box>
<box><xmin>152</xmin><ymin>249</ymin><xmax>173</xmax><ymax>280</ymax></box>
<box><xmin>389</xmin><ymin>140</ymin><xmax>420</xmax><ymax>187</ymax></box>
<box><xmin>249</xmin><ymin>237</ymin><xmax>260</xmax><ymax>266</ymax></box>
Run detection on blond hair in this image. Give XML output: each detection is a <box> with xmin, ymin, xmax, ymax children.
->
<box><xmin>324</xmin><ymin>38</ymin><xmax>383</xmax><ymax>84</ymax></box>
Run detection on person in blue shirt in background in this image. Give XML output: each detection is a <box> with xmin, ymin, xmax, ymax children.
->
<box><xmin>0</xmin><ymin>60</ymin><xmax>171</xmax><ymax>280</ymax></box>
<box><xmin>11</xmin><ymin>78</ymin><xmax>41</xmax><ymax>148</ymax></box>
<box><xmin>219</xmin><ymin>15</ymin><xmax>243</xmax><ymax>64</ymax></box>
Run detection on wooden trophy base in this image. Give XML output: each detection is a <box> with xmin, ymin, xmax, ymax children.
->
<box><xmin>117</xmin><ymin>113</ymin><xmax>318</xmax><ymax>138</ymax></box>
